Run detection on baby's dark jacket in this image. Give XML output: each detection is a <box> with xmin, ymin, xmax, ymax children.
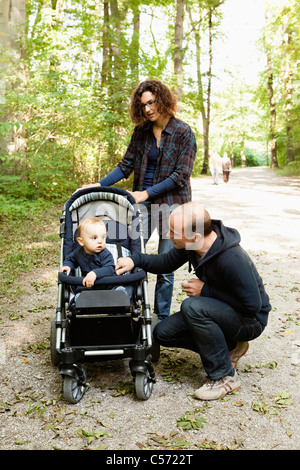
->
<box><xmin>63</xmin><ymin>246</ymin><xmax>115</xmax><ymax>279</ymax></box>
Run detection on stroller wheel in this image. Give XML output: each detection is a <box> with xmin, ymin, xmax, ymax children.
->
<box><xmin>63</xmin><ymin>366</ymin><xmax>87</xmax><ymax>404</ymax></box>
<box><xmin>135</xmin><ymin>371</ymin><xmax>153</xmax><ymax>401</ymax></box>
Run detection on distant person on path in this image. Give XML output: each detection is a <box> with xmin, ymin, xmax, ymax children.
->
<box><xmin>222</xmin><ymin>152</ymin><xmax>232</xmax><ymax>183</ymax></box>
<box><xmin>209</xmin><ymin>149</ymin><xmax>222</xmax><ymax>185</ymax></box>
<box><xmin>76</xmin><ymin>79</ymin><xmax>197</xmax><ymax>322</ymax></box>
<box><xmin>115</xmin><ymin>202</ymin><xmax>271</xmax><ymax>400</ymax></box>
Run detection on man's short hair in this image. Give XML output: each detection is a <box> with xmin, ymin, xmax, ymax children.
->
<box><xmin>173</xmin><ymin>202</ymin><xmax>212</xmax><ymax>239</ymax></box>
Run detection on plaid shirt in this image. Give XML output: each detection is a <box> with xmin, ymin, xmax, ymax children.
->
<box><xmin>118</xmin><ymin>116</ymin><xmax>197</xmax><ymax>208</ymax></box>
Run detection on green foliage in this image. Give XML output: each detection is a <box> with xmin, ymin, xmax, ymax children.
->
<box><xmin>255</xmin><ymin>0</ymin><xmax>300</xmax><ymax>168</ymax></box>
<box><xmin>1</xmin><ymin>0</ymin><xmax>138</xmax><ymax>202</ymax></box>
<box><xmin>276</xmin><ymin>160</ymin><xmax>300</xmax><ymax>176</ymax></box>
<box><xmin>3</xmin><ymin>0</ymin><xmax>220</xmax><ymax>203</ymax></box>
<box><xmin>232</xmin><ymin>148</ymin><xmax>261</xmax><ymax>168</ymax></box>
<box><xmin>2</xmin><ymin>0</ymin><xmax>299</xmax><ymax>203</ymax></box>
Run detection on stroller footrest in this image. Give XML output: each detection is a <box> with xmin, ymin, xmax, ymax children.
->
<box><xmin>76</xmin><ymin>290</ymin><xmax>131</xmax><ymax>309</ymax></box>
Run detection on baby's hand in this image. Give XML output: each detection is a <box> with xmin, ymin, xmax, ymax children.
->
<box><xmin>60</xmin><ymin>266</ymin><xmax>71</xmax><ymax>275</ymax></box>
<box><xmin>83</xmin><ymin>271</ymin><xmax>97</xmax><ymax>288</ymax></box>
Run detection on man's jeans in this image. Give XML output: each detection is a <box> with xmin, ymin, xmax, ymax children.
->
<box><xmin>141</xmin><ymin>201</ymin><xmax>174</xmax><ymax>321</ymax></box>
<box><xmin>153</xmin><ymin>296</ymin><xmax>265</xmax><ymax>379</ymax></box>
<box><xmin>153</xmin><ymin>236</ymin><xmax>174</xmax><ymax>321</ymax></box>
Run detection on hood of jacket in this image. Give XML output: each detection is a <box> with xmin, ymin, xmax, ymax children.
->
<box><xmin>196</xmin><ymin>219</ymin><xmax>240</xmax><ymax>266</ymax></box>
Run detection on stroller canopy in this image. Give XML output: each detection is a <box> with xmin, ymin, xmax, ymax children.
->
<box><xmin>59</xmin><ymin>186</ymin><xmax>145</xmax><ymax>287</ymax></box>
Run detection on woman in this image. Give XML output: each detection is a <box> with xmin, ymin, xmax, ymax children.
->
<box><xmin>81</xmin><ymin>79</ymin><xmax>197</xmax><ymax>321</ymax></box>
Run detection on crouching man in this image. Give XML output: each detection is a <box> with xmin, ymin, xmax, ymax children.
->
<box><xmin>116</xmin><ymin>202</ymin><xmax>271</xmax><ymax>400</ymax></box>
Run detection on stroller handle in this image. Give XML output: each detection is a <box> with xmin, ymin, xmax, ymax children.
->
<box><xmin>58</xmin><ymin>269</ymin><xmax>146</xmax><ymax>286</ymax></box>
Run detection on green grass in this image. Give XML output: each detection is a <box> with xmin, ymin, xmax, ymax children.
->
<box><xmin>0</xmin><ymin>199</ymin><xmax>61</xmax><ymax>299</ymax></box>
<box><xmin>276</xmin><ymin>160</ymin><xmax>300</xmax><ymax>177</ymax></box>
<box><xmin>0</xmin><ymin>161</ymin><xmax>298</xmax><ymax>299</ymax></box>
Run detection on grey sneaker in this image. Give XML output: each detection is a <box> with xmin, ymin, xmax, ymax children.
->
<box><xmin>194</xmin><ymin>371</ymin><xmax>241</xmax><ymax>400</ymax></box>
<box><xmin>229</xmin><ymin>341</ymin><xmax>249</xmax><ymax>369</ymax></box>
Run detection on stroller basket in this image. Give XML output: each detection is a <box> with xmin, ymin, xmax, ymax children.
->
<box><xmin>50</xmin><ymin>187</ymin><xmax>156</xmax><ymax>403</ymax></box>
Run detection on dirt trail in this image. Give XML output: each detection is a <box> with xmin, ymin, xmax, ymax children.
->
<box><xmin>0</xmin><ymin>167</ymin><xmax>299</xmax><ymax>451</ymax></box>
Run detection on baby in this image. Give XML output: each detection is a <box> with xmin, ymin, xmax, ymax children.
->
<box><xmin>60</xmin><ymin>217</ymin><xmax>115</xmax><ymax>287</ymax></box>
<box><xmin>60</xmin><ymin>217</ymin><xmax>133</xmax><ymax>299</ymax></box>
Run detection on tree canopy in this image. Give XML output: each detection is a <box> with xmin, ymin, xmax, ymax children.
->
<box><xmin>1</xmin><ymin>0</ymin><xmax>299</xmax><ymax>208</ymax></box>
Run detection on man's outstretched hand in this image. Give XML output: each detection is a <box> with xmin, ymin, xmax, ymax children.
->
<box><xmin>115</xmin><ymin>257</ymin><xmax>134</xmax><ymax>275</ymax></box>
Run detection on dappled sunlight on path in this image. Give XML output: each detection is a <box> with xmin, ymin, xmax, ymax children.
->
<box><xmin>191</xmin><ymin>167</ymin><xmax>300</xmax><ymax>256</ymax></box>
<box><xmin>191</xmin><ymin>166</ymin><xmax>300</xmax><ymax>379</ymax></box>
<box><xmin>1</xmin><ymin>168</ymin><xmax>300</xmax><ymax>451</ymax></box>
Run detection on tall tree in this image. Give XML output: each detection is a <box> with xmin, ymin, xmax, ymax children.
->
<box><xmin>265</xmin><ymin>9</ymin><xmax>278</xmax><ymax>168</ymax></box>
<box><xmin>282</xmin><ymin>12</ymin><xmax>295</xmax><ymax>163</ymax></box>
<box><xmin>101</xmin><ymin>1</ymin><xmax>110</xmax><ymax>86</ymax></box>
<box><xmin>130</xmin><ymin>3</ymin><xmax>140</xmax><ymax>85</ymax></box>
<box><xmin>187</xmin><ymin>0</ymin><xmax>224</xmax><ymax>173</ymax></box>
<box><xmin>0</xmin><ymin>0</ymin><xmax>26</xmax><ymax>153</ymax></box>
<box><xmin>174</xmin><ymin>0</ymin><xmax>184</xmax><ymax>107</ymax></box>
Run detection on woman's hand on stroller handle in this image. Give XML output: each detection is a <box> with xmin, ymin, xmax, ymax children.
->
<box><xmin>73</xmin><ymin>182</ymin><xmax>101</xmax><ymax>194</ymax></box>
<box><xmin>127</xmin><ymin>190</ymin><xmax>149</xmax><ymax>203</ymax></box>
<box><xmin>115</xmin><ymin>257</ymin><xmax>134</xmax><ymax>275</ymax></box>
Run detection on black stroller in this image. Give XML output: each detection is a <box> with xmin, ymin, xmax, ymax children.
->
<box><xmin>50</xmin><ymin>187</ymin><xmax>156</xmax><ymax>403</ymax></box>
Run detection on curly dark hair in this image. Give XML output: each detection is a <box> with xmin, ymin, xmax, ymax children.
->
<box><xmin>130</xmin><ymin>79</ymin><xmax>177</xmax><ymax>125</ymax></box>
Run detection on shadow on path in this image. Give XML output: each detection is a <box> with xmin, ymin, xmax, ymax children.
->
<box><xmin>191</xmin><ymin>167</ymin><xmax>300</xmax><ymax>257</ymax></box>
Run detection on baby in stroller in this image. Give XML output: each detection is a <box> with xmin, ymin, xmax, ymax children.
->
<box><xmin>51</xmin><ymin>187</ymin><xmax>155</xmax><ymax>404</ymax></box>
<box><xmin>59</xmin><ymin>216</ymin><xmax>133</xmax><ymax>298</ymax></box>
<box><xmin>60</xmin><ymin>216</ymin><xmax>114</xmax><ymax>287</ymax></box>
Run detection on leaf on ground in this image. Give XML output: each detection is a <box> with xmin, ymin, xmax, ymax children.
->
<box><xmin>145</xmin><ymin>431</ymin><xmax>192</xmax><ymax>450</ymax></box>
<box><xmin>177</xmin><ymin>410</ymin><xmax>207</xmax><ymax>430</ymax></box>
<box><xmin>110</xmin><ymin>381</ymin><xmax>134</xmax><ymax>396</ymax></box>
<box><xmin>252</xmin><ymin>392</ymin><xmax>293</xmax><ymax>415</ymax></box>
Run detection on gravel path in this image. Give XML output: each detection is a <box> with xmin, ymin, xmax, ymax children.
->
<box><xmin>0</xmin><ymin>167</ymin><xmax>299</xmax><ymax>452</ymax></box>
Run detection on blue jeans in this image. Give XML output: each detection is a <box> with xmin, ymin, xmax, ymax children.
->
<box><xmin>140</xmin><ymin>201</ymin><xmax>174</xmax><ymax>321</ymax></box>
<box><xmin>153</xmin><ymin>236</ymin><xmax>174</xmax><ymax>321</ymax></box>
<box><xmin>113</xmin><ymin>285</ymin><xmax>134</xmax><ymax>300</ymax></box>
<box><xmin>153</xmin><ymin>296</ymin><xmax>265</xmax><ymax>379</ymax></box>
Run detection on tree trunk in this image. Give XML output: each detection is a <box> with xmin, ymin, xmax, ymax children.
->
<box><xmin>101</xmin><ymin>1</ymin><xmax>110</xmax><ymax>86</ymax></box>
<box><xmin>195</xmin><ymin>27</ymin><xmax>209</xmax><ymax>174</ymax></box>
<box><xmin>282</xmin><ymin>20</ymin><xmax>294</xmax><ymax>163</ymax></box>
<box><xmin>174</xmin><ymin>0</ymin><xmax>184</xmax><ymax>109</ymax></box>
<box><xmin>0</xmin><ymin>0</ymin><xmax>26</xmax><ymax>154</ymax></box>
<box><xmin>0</xmin><ymin>0</ymin><xmax>26</xmax><ymax>53</ymax></box>
<box><xmin>202</xmin><ymin>9</ymin><xmax>213</xmax><ymax>174</ymax></box>
<box><xmin>130</xmin><ymin>5</ymin><xmax>140</xmax><ymax>86</ymax></box>
<box><xmin>265</xmin><ymin>11</ymin><xmax>278</xmax><ymax>169</ymax></box>
<box><xmin>187</xmin><ymin>4</ymin><xmax>221</xmax><ymax>174</ymax></box>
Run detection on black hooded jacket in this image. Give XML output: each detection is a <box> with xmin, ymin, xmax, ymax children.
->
<box><xmin>131</xmin><ymin>220</ymin><xmax>271</xmax><ymax>325</ymax></box>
